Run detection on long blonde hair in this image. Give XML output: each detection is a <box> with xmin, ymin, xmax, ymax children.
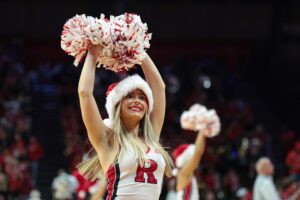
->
<box><xmin>77</xmin><ymin>103</ymin><xmax>173</xmax><ymax>180</ymax></box>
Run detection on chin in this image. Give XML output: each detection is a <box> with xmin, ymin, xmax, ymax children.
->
<box><xmin>132</xmin><ymin>113</ymin><xmax>145</xmax><ymax>121</ymax></box>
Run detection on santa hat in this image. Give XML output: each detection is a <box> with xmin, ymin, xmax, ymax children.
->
<box><xmin>105</xmin><ymin>74</ymin><xmax>154</xmax><ymax>124</ymax></box>
<box><xmin>172</xmin><ymin>144</ymin><xmax>195</xmax><ymax>168</ymax></box>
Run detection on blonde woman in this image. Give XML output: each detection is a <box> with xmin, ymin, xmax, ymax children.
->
<box><xmin>77</xmin><ymin>45</ymin><xmax>173</xmax><ymax>200</ymax></box>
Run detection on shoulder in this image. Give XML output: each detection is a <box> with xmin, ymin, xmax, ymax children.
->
<box><xmin>259</xmin><ymin>177</ymin><xmax>274</xmax><ymax>188</ymax></box>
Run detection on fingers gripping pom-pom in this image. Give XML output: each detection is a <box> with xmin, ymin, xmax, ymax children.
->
<box><xmin>180</xmin><ymin>104</ymin><xmax>221</xmax><ymax>138</ymax></box>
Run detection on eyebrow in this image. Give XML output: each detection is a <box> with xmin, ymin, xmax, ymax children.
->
<box><xmin>131</xmin><ymin>90</ymin><xmax>145</xmax><ymax>96</ymax></box>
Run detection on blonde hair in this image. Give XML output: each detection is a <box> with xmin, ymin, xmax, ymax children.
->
<box><xmin>78</xmin><ymin>103</ymin><xmax>173</xmax><ymax>180</ymax></box>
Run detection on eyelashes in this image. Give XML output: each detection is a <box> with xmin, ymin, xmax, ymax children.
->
<box><xmin>125</xmin><ymin>93</ymin><xmax>146</xmax><ymax>101</ymax></box>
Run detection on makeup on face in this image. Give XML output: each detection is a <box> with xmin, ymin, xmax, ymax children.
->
<box><xmin>120</xmin><ymin>89</ymin><xmax>148</xmax><ymax>121</ymax></box>
<box><xmin>124</xmin><ymin>90</ymin><xmax>148</xmax><ymax>110</ymax></box>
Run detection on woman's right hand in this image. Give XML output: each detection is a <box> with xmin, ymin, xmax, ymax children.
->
<box><xmin>88</xmin><ymin>45</ymin><xmax>103</xmax><ymax>57</ymax></box>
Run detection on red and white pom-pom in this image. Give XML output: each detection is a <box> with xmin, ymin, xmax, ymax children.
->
<box><xmin>180</xmin><ymin>103</ymin><xmax>221</xmax><ymax>138</ymax></box>
<box><xmin>203</xmin><ymin>109</ymin><xmax>221</xmax><ymax>138</ymax></box>
<box><xmin>85</xmin><ymin>14</ymin><xmax>111</xmax><ymax>47</ymax></box>
<box><xmin>61</xmin><ymin>14</ymin><xmax>97</xmax><ymax>66</ymax></box>
<box><xmin>98</xmin><ymin>13</ymin><xmax>152</xmax><ymax>72</ymax></box>
<box><xmin>61</xmin><ymin>13</ymin><xmax>151</xmax><ymax>71</ymax></box>
<box><xmin>180</xmin><ymin>104</ymin><xmax>207</xmax><ymax>130</ymax></box>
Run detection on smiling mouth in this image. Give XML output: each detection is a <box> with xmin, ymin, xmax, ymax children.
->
<box><xmin>129</xmin><ymin>106</ymin><xmax>143</xmax><ymax>112</ymax></box>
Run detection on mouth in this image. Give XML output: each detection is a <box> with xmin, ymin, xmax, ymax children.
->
<box><xmin>129</xmin><ymin>106</ymin><xmax>143</xmax><ymax>112</ymax></box>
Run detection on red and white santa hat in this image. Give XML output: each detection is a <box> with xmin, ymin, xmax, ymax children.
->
<box><xmin>104</xmin><ymin>74</ymin><xmax>154</xmax><ymax>126</ymax></box>
<box><xmin>172</xmin><ymin>144</ymin><xmax>195</xmax><ymax>168</ymax></box>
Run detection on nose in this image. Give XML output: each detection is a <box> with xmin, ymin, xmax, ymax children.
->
<box><xmin>133</xmin><ymin>97</ymin><xmax>141</xmax><ymax>104</ymax></box>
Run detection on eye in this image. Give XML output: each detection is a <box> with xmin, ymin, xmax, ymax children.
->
<box><xmin>125</xmin><ymin>93</ymin><xmax>133</xmax><ymax>99</ymax></box>
<box><xmin>139</xmin><ymin>95</ymin><xmax>146</xmax><ymax>101</ymax></box>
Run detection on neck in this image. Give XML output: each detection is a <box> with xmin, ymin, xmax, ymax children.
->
<box><xmin>260</xmin><ymin>173</ymin><xmax>271</xmax><ymax>177</ymax></box>
<box><xmin>123</xmin><ymin>120</ymin><xmax>140</xmax><ymax>137</ymax></box>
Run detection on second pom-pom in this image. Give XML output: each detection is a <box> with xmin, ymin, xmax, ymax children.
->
<box><xmin>180</xmin><ymin>103</ymin><xmax>221</xmax><ymax>138</ymax></box>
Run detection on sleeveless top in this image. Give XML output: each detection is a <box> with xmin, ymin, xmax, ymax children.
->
<box><xmin>176</xmin><ymin>176</ymin><xmax>199</xmax><ymax>200</ymax></box>
<box><xmin>104</xmin><ymin>147</ymin><xmax>166</xmax><ymax>200</ymax></box>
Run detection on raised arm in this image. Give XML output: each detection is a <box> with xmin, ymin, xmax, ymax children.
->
<box><xmin>78</xmin><ymin>46</ymin><xmax>107</xmax><ymax>150</ymax></box>
<box><xmin>176</xmin><ymin>131</ymin><xmax>206</xmax><ymax>191</ymax></box>
<box><xmin>141</xmin><ymin>53</ymin><xmax>166</xmax><ymax>136</ymax></box>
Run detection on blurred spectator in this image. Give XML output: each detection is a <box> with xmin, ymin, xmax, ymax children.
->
<box><xmin>72</xmin><ymin>169</ymin><xmax>97</xmax><ymax>200</ymax></box>
<box><xmin>236</xmin><ymin>187</ymin><xmax>252</xmax><ymax>200</ymax></box>
<box><xmin>285</xmin><ymin>141</ymin><xmax>300</xmax><ymax>179</ymax></box>
<box><xmin>51</xmin><ymin>169</ymin><xmax>78</xmax><ymax>200</ymax></box>
<box><xmin>27</xmin><ymin>136</ymin><xmax>44</xmax><ymax>187</ymax></box>
<box><xmin>204</xmin><ymin>190</ymin><xmax>216</xmax><ymax>200</ymax></box>
<box><xmin>224</xmin><ymin>169</ymin><xmax>240</xmax><ymax>197</ymax></box>
<box><xmin>253</xmin><ymin>157</ymin><xmax>280</xmax><ymax>200</ymax></box>
<box><xmin>281</xmin><ymin>129</ymin><xmax>296</xmax><ymax>156</ymax></box>
<box><xmin>204</xmin><ymin>167</ymin><xmax>222</xmax><ymax>192</ymax></box>
<box><xmin>0</xmin><ymin>167</ymin><xmax>8</xmax><ymax>198</ymax></box>
<box><xmin>27</xmin><ymin>189</ymin><xmax>42</xmax><ymax>200</ymax></box>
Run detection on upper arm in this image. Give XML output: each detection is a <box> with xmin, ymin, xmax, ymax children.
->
<box><xmin>79</xmin><ymin>93</ymin><xmax>107</xmax><ymax>150</ymax></box>
<box><xmin>141</xmin><ymin>54</ymin><xmax>166</xmax><ymax>136</ymax></box>
<box><xmin>150</xmin><ymin>86</ymin><xmax>166</xmax><ymax>135</ymax></box>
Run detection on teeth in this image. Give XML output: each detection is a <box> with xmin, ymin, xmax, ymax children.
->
<box><xmin>130</xmin><ymin>107</ymin><xmax>141</xmax><ymax>112</ymax></box>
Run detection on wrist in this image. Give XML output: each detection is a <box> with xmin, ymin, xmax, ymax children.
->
<box><xmin>86</xmin><ymin>51</ymin><xmax>98</xmax><ymax>62</ymax></box>
<box><xmin>142</xmin><ymin>53</ymin><xmax>150</xmax><ymax>64</ymax></box>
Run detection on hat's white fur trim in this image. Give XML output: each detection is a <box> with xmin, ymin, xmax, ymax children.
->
<box><xmin>176</xmin><ymin>145</ymin><xmax>195</xmax><ymax>168</ymax></box>
<box><xmin>105</xmin><ymin>74</ymin><xmax>153</xmax><ymax>120</ymax></box>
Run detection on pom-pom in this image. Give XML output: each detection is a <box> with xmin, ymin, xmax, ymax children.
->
<box><xmin>61</xmin><ymin>14</ymin><xmax>97</xmax><ymax>66</ymax></box>
<box><xmin>98</xmin><ymin>13</ymin><xmax>152</xmax><ymax>72</ymax></box>
<box><xmin>180</xmin><ymin>103</ymin><xmax>221</xmax><ymax>138</ymax></box>
<box><xmin>61</xmin><ymin>13</ymin><xmax>151</xmax><ymax>71</ymax></box>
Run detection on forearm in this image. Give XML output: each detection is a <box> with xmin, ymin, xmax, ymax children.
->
<box><xmin>178</xmin><ymin>131</ymin><xmax>206</xmax><ymax>180</ymax></box>
<box><xmin>194</xmin><ymin>130</ymin><xmax>206</xmax><ymax>156</ymax></box>
<box><xmin>141</xmin><ymin>53</ymin><xmax>165</xmax><ymax>89</ymax></box>
<box><xmin>78</xmin><ymin>52</ymin><xmax>97</xmax><ymax>95</ymax></box>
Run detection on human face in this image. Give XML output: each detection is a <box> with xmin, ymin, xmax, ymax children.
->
<box><xmin>120</xmin><ymin>89</ymin><xmax>148</xmax><ymax>123</ymax></box>
<box><xmin>264</xmin><ymin>160</ymin><xmax>274</xmax><ymax>175</ymax></box>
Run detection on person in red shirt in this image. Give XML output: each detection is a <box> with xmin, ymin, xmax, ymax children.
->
<box><xmin>286</xmin><ymin>141</ymin><xmax>300</xmax><ymax>180</ymax></box>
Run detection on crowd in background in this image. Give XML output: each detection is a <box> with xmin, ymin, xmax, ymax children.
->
<box><xmin>0</xmin><ymin>39</ymin><xmax>300</xmax><ymax>199</ymax></box>
<box><xmin>0</xmin><ymin>40</ymin><xmax>44</xmax><ymax>199</ymax></box>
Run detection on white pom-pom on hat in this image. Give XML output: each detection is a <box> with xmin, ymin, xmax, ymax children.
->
<box><xmin>172</xmin><ymin>168</ymin><xmax>179</xmax><ymax>176</ymax></box>
<box><xmin>105</xmin><ymin>74</ymin><xmax>153</xmax><ymax>122</ymax></box>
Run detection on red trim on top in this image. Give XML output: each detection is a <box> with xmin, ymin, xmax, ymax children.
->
<box><xmin>184</xmin><ymin>182</ymin><xmax>192</xmax><ymax>200</ymax></box>
<box><xmin>106</xmin><ymin>164</ymin><xmax>117</xmax><ymax>200</ymax></box>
